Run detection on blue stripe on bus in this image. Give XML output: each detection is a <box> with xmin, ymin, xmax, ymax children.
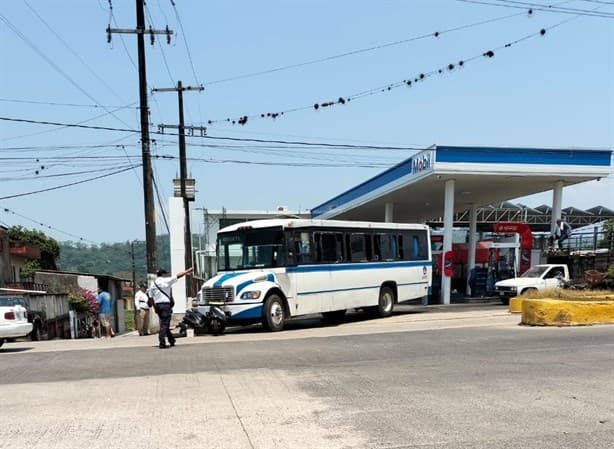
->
<box><xmin>298</xmin><ymin>280</ymin><xmax>428</xmax><ymax>296</ymax></box>
<box><xmin>230</xmin><ymin>305</ymin><xmax>263</xmax><ymax>320</ymax></box>
<box><xmin>236</xmin><ymin>273</ymin><xmax>275</xmax><ymax>296</ymax></box>
<box><xmin>286</xmin><ymin>260</ymin><xmax>430</xmax><ymax>273</ymax></box>
<box><xmin>214</xmin><ymin>272</ymin><xmax>244</xmax><ymax>287</ymax></box>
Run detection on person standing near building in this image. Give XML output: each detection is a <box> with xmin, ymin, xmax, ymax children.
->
<box><xmin>149</xmin><ymin>267</ymin><xmax>193</xmax><ymax>349</ymax></box>
<box><xmin>556</xmin><ymin>218</ymin><xmax>572</xmax><ymax>249</ymax></box>
<box><xmin>97</xmin><ymin>287</ymin><xmax>115</xmax><ymax>338</ymax></box>
<box><xmin>134</xmin><ymin>282</ymin><xmax>150</xmax><ymax>336</ymax></box>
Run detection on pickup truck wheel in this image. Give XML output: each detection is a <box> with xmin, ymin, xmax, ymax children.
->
<box><xmin>501</xmin><ymin>297</ymin><xmax>510</xmax><ymax>306</ymax></box>
<box><xmin>30</xmin><ymin>323</ymin><xmax>42</xmax><ymax>341</ymax></box>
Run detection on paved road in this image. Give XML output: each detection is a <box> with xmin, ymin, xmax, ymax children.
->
<box><xmin>1</xmin><ymin>304</ymin><xmax>613</xmax><ymax>449</ymax></box>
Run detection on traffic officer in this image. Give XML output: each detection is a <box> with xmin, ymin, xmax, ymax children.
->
<box><xmin>149</xmin><ymin>267</ymin><xmax>193</xmax><ymax>349</ymax></box>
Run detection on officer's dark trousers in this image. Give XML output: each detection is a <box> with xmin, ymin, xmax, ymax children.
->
<box><xmin>155</xmin><ymin>303</ymin><xmax>175</xmax><ymax>346</ymax></box>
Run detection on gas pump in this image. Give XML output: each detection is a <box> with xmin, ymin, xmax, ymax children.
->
<box><xmin>485</xmin><ymin>234</ymin><xmax>520</xmax><ymax>294</ymax></box>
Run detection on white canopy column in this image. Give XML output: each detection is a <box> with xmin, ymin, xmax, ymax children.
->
<box><xmin>385</xmin><ymin>202</ymin><xmax>394</xmax><ymax>222</ymax></box>
<box><xmin>466</xmin><ymin>204</ymin><xmax>478</xmax><ymax>295</ymax></box>
<box><xmin>441</xmin><ymin>179</ymin><xmax>455</xmax><ymax>305</ymax></box>
<box><xmin>551</xmin><ymin>181</ymin><xmax>563</xmax><ymax>234</ymax></box>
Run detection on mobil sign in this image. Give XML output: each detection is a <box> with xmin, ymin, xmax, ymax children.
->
<box><xmin>411</xmin><ymin>151</ymin><xmax>433</xmax><ymax>175</ymax></box>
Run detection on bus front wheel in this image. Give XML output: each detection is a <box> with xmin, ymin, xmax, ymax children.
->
<box><xmin>262</xmin><ymin>294</ymin><xmax>285</xmax><ymax>332</ymax></box>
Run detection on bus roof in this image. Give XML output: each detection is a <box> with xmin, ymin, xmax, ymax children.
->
<box><xmin>218</xmin><ymin>218</ymin><xmax>429</xmax><ymax>234</ymax></box>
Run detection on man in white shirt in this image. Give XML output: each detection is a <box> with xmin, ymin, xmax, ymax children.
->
<box><xmin>149</xmin><ymin>267</ymin><xmax>193</xmax><ymax>349</ymax></box>
<box><xmin>134</xmin><ymin>283</ymin><xmax>150</xmax><ymax>336</ymax></box>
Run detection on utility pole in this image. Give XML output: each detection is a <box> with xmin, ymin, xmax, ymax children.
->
<box><xmin>130</xmin><ymin>240</ymin><xmax>137</xmax><ymax>325</ymax></box>
<box><xmin>106</xmin><ymin>0</ymin><xmax>173</xmax><ymax>279</ymax></box>
<box><xmin>153</xmin><ymin>81</ymin><xmax>204</xmax><ymax>298</ymax></box>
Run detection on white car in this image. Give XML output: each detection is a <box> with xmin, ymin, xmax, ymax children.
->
<box><xmin>0</xmin><ymin>302</ymin><xmax>33</xmax><ymax>349</ymax></box>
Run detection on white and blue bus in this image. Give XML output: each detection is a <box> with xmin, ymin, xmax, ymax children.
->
<box><xmin>198</xmin><ymin>219</ymin><xmax>432</xmax><ymax>331</ymax></box>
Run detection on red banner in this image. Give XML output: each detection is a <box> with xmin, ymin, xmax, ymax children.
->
<box><xmin>443</xmin><ymin>251</ymin><xmax>454</xmax><ymax>277</ymax></box>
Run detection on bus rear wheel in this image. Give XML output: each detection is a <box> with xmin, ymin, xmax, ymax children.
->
<box><xmin>376</xmin><ymin>286</ymin><xmax>395</xmax><ymax>317</ymax></box>
<box><xmin>262</xmin><ymin>294</ymin><xmax>285</xmax><ymax>332</ymax></box>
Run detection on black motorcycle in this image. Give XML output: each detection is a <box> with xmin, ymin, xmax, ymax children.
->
<box><xmin>175</xmin><ymin>306</ymin><xmax>227</xmax><ymax>337</ymax></box>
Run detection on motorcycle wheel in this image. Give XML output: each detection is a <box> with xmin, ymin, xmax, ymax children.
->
<box><xmin>206</xmin><ymin>318</ymin><xmax>226</xmax><ymax>335</ymax></box>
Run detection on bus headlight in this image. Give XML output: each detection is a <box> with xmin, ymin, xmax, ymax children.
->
<box><xmin>240</xmin><ymin>291</ymin><xmax>261</xmax><ymax>300</ymax></box>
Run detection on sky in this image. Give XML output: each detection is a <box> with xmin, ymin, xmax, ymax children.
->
<box><xmin>0</xmin><ymin>0</ymin><xmax>613</xmax><ymax>245</ymax></box>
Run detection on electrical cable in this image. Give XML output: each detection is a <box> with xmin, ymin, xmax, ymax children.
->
<box><xmin>0</xmin><ymin>165</ymin><xmax>141</xmax><ymax>200</ymax></box>
<box><xmin>1</xmin><ymin>205</ymin><xmax>100</xmax><ymax>244</ymax></box>
<box><xmin>0</xmin><ymin>116</ymin><xmax>423</xmax><ymax>150</ymax></box>
<box><xmin>204</xmin><ymin>9</ymin><xmax>531</xmax><ymax>86</ymax></box>
<box><xmin>24</xmin><ymin>1</ymin><xmax>129</xmax><ymax>104</ymax></box>
<box><xmin>0</xmin><ymin>98</ymin><xmax>138</xmax><ymax>109</ymax></box>
<box><xmin>455</xmin><ymin>0</ymin><xmax>614</xmax><ymax>17</ymax></box>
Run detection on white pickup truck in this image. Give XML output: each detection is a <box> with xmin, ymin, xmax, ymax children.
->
<box><xmin>0</xmin><ymin>300</ymin><xmax>33</xmax><ymax>349</ymax></box>
<box><xmin>495</xmin><ymin>264</ymin><xmax>570</xmax><ymax>305</ymax></box>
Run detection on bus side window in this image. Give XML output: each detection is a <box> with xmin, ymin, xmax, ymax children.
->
<box><xmin>350</xmin><ymin>233</ymin><xmax>367</xmax><ymax>262</ymax></box>
<box><xmin>412</xmin><ymin>235</ymin><xmax>420</xmax><ymax>260</ymax></box>
<box><xmin>321</xmin><ymin>233</ymin><xmax>338</xmax><ymax>262</ymax></box>
<box><xmin>335</xmin><ymin>233</ymin><xmax>345</xmax><ymax>262</ymax></box>
<box><xmin>373</xmin><ymin>235</ymin><xmax>382</xmax><ymax>261</ymax></box>
<box><xmin>381</xmin><ymin>234</ymin><xmax>397</xmax><ymax>260</ymax></box>
<box><xmin>398</xmin><ymin>234</ymin><xmax>405</xmax><ymax>260</ymax></box>
<box><xmin>292</xmin><ymin>231</ymin><xmax>313</xmax><ymax>265</ymax></box>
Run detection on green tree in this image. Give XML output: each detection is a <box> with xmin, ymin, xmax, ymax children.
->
<box><xmin>8</xmin><ymin>226</ymin><xmax>59</xmax><ymax>270</ymax></box>
<box><xmin>602</xmin><ymin>218</ymin><xmax>614</xmax><ymax>249</ymax></box>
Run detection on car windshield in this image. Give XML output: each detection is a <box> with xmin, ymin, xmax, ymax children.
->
<box><xmin>217</xmin><ymin>227</ymin><xmax>286</xmax><ymax>271</ymax></box>
<box><xmin>520</xmin><ymin>266</ymin><xmax>549</xmax><ymax>278</ymax></box>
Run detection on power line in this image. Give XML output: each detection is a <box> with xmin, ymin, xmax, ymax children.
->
<box><xmin>0</xmin><ymin>98</ymin><xmax>138</xmax><ymax>109</ymax></box>
<box><xmin>153</xmin><ymin>154</ymin><xmax>393</xmax><ymax>169</ymax></box>
<box><xmin>204</xmin><ymin>9</ymin><xmax>530</xmax><ymax>86</ymax></box>
<box><xmin>455</xmin><ymin>0</ymin><xmax>614</xmax><ymax>17</ymax></box>
<box><xmin>24</xmin><ymin>0</ymin><xmax>129</xmax><ymax>104</ymax></box>
<box><xmin>169</xmin><ymin>1</ymin><xmax>201</xmax><ymax>88</ymax></box>
<box><xmin>151</xmin><ymin>174</ymin><xmax>170</xmax><ymax>234</ymax></box>
<box><xmin>0</xmin><ymin>116</ymin><xmax>423</xmax><ymax>150</ymax></box>
<box><xmin>1</xmin><ymin>205</ymin><xmax>100</xmax><ymax>245</ymax></box>
<box><xmin>0</xmin><ymin>13</ymin><xmax>136</xmax><ymax>132</ymax></box>
<box><xmin>168</xmin><ymin>0</ymin><xmax>204</xmax><ymax>126</ymax></box>
<box><xmin>145</xmin><ymin>3</ymin><xmax>175</xmax><ymax>85</ymax></box>
<box><xmin>0</xmin><ymin>165</ymin><xmax>141</xmax><ymax>200</ymax></box>
<box><xmin>0</xmin><ymin>143</ymin><xmax>138</xmax><ymax>152</ymax></box>
<box><xmin>203</xmin><ymin>21</ymin><xmax>566</xmax><ymax>126</ymax></box>
<box><xmin>0</xmin><ymin>102</ymin><xmax>138</xmax><ymax>142</ymax></box>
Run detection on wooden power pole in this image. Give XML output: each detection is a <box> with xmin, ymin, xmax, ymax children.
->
<box><xmin>106</xmin><ymin>0</ymin><xmax>173</xmax><ymax>278</ymax></box>
<box><xmin>153</xmin><ymin>81</ymin><xmax>205</xmax><ymax>297</ymax></box>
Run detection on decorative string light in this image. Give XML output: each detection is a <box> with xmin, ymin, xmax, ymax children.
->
<box><xmin>205</xmin><ymin>22</ymin><xmax>553</xmax><ymax>127</ymax></box>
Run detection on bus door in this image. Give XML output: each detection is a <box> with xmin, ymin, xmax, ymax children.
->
<box><xmin>287</xmin><ymin>230</ymin><xmax>330</xmax><ymax>315</ymax></box>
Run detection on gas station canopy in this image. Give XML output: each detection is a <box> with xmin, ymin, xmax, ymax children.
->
<box><xmin>311</xmin><ymin>145</ymin><xmax>613</xmax><ymax>305</ymax></box>
<box><xmin>311</xmin><ymin>146</ymin><xmax>612</xmax><ymax>222</ymax></box>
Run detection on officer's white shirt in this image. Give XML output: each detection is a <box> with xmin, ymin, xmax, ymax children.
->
<box><xmin>134</xmin><ymin>290</ymin><xmax>149</xmax><ymax>310</ymax></box>
<box><xmin>149</xmin><ymin>276</ymin><xmax>178</xmax><ymax>304</ymax></box>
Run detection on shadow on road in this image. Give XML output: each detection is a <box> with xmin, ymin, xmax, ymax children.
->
<box><xmin>0</xmin><ymin>346</ymin><xmax>33</xmax><ymax>353</ymax></box>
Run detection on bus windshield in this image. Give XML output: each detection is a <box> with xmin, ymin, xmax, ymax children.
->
<box><xmin>217</xmin><ymin>227</ymin><xmax>286</xmax><ymax>271</ymax></box>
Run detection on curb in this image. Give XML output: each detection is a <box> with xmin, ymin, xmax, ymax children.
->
<box><xmin>520</xmin><ymin>298</ymin><xmax>614</xmax><ymax>326</ymax></box>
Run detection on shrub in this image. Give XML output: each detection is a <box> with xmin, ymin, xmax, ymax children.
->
<box><xmin>521</xmin><ymin>288</ymin><xmax>614</xmax><ymax>301</ymax></box>
<box><xmin>68</xmin><ymin>289</ymin><xmax>99</xmax><ymax>315</ymax></box>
